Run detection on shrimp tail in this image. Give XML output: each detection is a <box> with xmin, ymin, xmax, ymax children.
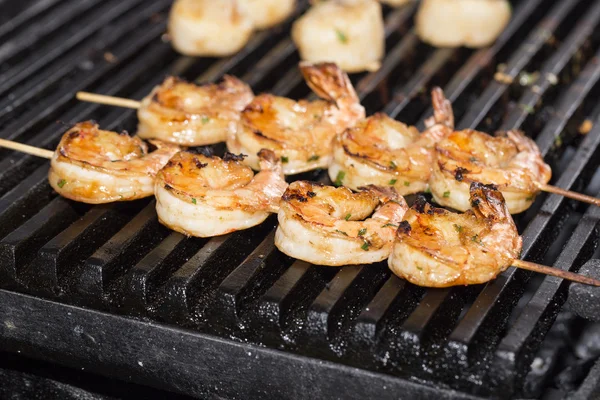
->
<box><xmin>425</xmin><ymin>87</ymin><xmax>454</xmax><ymax>129</ymax></box>
<box><xmin>257</xmin><ymin>148</ymin><xmax>284</xmax><ymax>175</ymax></box>
<box><xmin>469</xmin><ymin>182</ymin><xmax>511</xmax><ymax>222</ymax></box>
<box><xmin>501</xmin><ymin>129</ymin><xmax>540</xmax><ymax>154</ymax></box>
<box><xmin>299</xmin><ymin>61</ymin><xmax>359</xmax><ymax>106</ymax></box>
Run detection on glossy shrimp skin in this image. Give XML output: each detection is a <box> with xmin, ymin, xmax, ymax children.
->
<box><xmin>430</xmin><ymin>129</ymin><xmax>552</xmax><ymax>214</ymax></box>
<box><xmin>154</xmin><ymin>149</ymin><xmax>287</xmax><ymax>238</ymax></box>
<box><xmin>389</xmin><ymin>182</ymin><xmax>522</xmax><ymax>287</ymax></box>
<box><xmin>329</xmin><ymin>87</ymin><xmax>454</xmax><ymax>194</ymax></box>
<box><xmin>137</xmin><ymin>76</ymin><xmax>253</xmax><ymax>146</ymax></box>
<box><xmin>168</xmin><ymin>0</ymin><xmax>253</xmax><ymax>57</ymax></box>
<box><xmin>48</xmin><ymin>122</ymin><xmax>180</xmax><ymax>204</ymax></box>
<box><xmin>227</xmin><ymin>62</ymin><xmax>365</xmax><ymax>174</ymax></box>
<box><xmin>275</xmin><ymin>181</ymin><xmax>408</xmax><ymax>266</ymax></box>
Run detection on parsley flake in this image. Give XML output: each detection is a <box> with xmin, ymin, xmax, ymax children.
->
<box><xmin>192</xmin><ymin>198</ymin><xmax>197</xmax><ymax>204</ymax></box>
<box><xmin>389</xmin><ymin>161</ymin><xmax>397</xmax><ymax>170</ymax></box>
<box><xmin>307</xmin><ymin>155</ymin><xmax>320</xmax><ymax>162</ymax></box>
<box><xmin>335</xmin><ymin>29</ymin><xmax>348</xmax><ymax>43</ymax></box>
<box><xmin>334</xmin><ymin>171</ymin><xmax>345</xmax><ymax>186</ymax></box>
<box><xmin>345</xmin><ymin>214</ymin><xmax>352</xmax><ymax>221</ymax></box>
<box><xmin>453</xmin><ymin>224</ymin><xmax>463</xmax><ymax>233</ymax></box>
<box><xmin>201</xmin><ymin>116</ymin><xmax>210</xmax><ymax>124</ymax></box>
<box><xmin>361</xmin><ymin>242</ymin><xmax>370</xmax><ymax>251</ymax></box>
<box><xmin>281</xmin><ymin>156</ymin><xmax>289</xmax><ymax>163</ymax></box>
<box><xmin>404</xmin><ymin>181</ymin><xmax>410</xmax><ymax>187</ymax></box>
<box><xmin>335</xmin><ymin>229</ymin><xmax>348</xmax><ymax>236</ymax></box>
<box><xmin>389</xmin><ymin>179</ymin><xmax>397</xmax><ymax>185</ymax></box>
<box><xmin>383</xmin><ymin>223</ymin><xmax>398</xmax><ymax>228</ymax></box>
<box><xmin>358</xmin><ymin>228</ymin><xmax>367</xmax><ymax>236</ymax></box>
<box><xmin>57</xmin><ymin>179</ymin><xmax>67</xmax><ymax>188</ymax></box>
<box><xmin>443</xmin><ymin>191</ymin><xmax>451</xmax><ymax>198</ymax></box>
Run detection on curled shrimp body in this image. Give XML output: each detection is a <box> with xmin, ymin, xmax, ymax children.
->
<box><xmin>168</xmin><ymin>0</ymin><xmax>253</xmax><ymax>57</ymax></box>
<box><xmin>329</xmin><ymin>87</ymin><xmax>454</xmax><ymax>194</ymax></box>
<box><xmin>154</xmin><ymin>149</ymin><xmax>287</xmax><ymax>238</ymax></box>
<box><xmin>389</xmin><ymin>182</ymin><xmax>522</xmax><ymax>287</ymax></box>
<box><xmin>137</xmin><ymin>76</ymin><xmax>253</xmax><ymax>146</ymax></box>
<box><xmin>49</xmin><ymin>122</ymin><xmax>180</xmax><ymax>204</ymax></box>
<box><xmin>241</xmin><ymin>0</ymin><xmax>296</xmax><ymax>29</ymax></box>
<box><xmin>275</xmin><ymin>181</ymin><xmax>408</xmax><ymax>266</ymax></box>
<box><xmin>430</xmin><ymin>129</ymin><xmax>552</xmax><ymax>214</ymax></box>
<box><xmin>227</xmin><ymin>62</ymin><xmax>365</xmax><ymax>174</ymax></box>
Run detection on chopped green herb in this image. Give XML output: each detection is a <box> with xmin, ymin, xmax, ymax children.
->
<box><xmin>404</xmin><ymin>181</ymin><xmax>410</xmax><ymax>187</ymax></box>
<box><xmin>335</xmin><ymin>229</ymin><xmax>348</xmax><ymax>236</ymax></box>
<box><xmin>383</xmin><ymin>223</ymin><xmax>398</xmax><ymax>228</ymax></box>
<box><xmin>526</xmin><ymin>195</ymin><xmax>535</xmax><ymax>201</ymax></box>
<box><xmin>313</xmin><ymin>114</ymin><xmax>320</xmax><ymax>119</ymax></box>
<box><xmin>358</xmin><ymin>228</ymin><xmax>367</xmax><ymax>236</ymax></box>
<box><xmin>416</xmin><ymin>265</ymin><xmax>423</xmax><ymax>271</ymax></box>
<box><xmin>453</xmin><ymin>224</ymin><xmax>463</xmax><ymax>233</ymax></box>
<box><xmin>443</xmin><ymin>191</ymin><xmax>451</xmax><ymax>198</ymax></box>
<box><xmin>335</xmin><ymin>29</ymin><xmax>348</xmax><ymax>44</ymax></box>
<box><xmin>345</xmin><ymin>213</ymin><xmax>352</xmax><ymax>221</ymax></box>
<box><xmin>389</xmin><ymin>179</ymin><xmax>397</xmax><ymax>185</ymax></box>
<box><xmin>334</xmin><ymin>171</ymin><xmax>346</xmax><ymax>186</ymax></box>
<box><xmin>57</xmin><ymin>179</ymin><xmax>67</xmax><ymax>188</ymax></box>
<box><xmin>192</xmin><ymin>198</ymin><xmax>197</xmax><ymax>204</ymax></box>
<box><xmin>201</xmin><ymin>116</ymin><xmax>210</xmax><ymax>124</ymax></box>
<box><xmin>424</xmin><ymin>187</ymin><xmax>432</xmax><ymax>194</ymax></box>
<box><xmin>307</xmin><ymin>155</ymin><xmax>320</xmax><ymax>162</ymax></box>
<box><xmin>281</xmin><ymin>156</ymin><xmax>289</xmax><ymax>163</ymax></box>
<box><xmin>472</xmin><ymin>234</ymin><xmax>483</xmax><ymax>245</ymax></box>
<box><xmin>389</xmin><ymin>161</ymin><xmax>397</xmax><ymax>170</ymax></box>
<box><xmin>361</xmin><ymin>242</ymin><xmax>370</xmax><ymax>251</ymax></box>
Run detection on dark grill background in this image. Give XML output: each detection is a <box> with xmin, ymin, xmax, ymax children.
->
<box><xmin>0</xmin><ymin>0</ymin><xmax>600</xmax><ymax>399</ymax></box>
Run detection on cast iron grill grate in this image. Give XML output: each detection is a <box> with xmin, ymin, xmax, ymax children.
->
<box><xmin>0</xmin><ymin>0</ymin><xmax>599</xmax><ymax>399</ymax></box>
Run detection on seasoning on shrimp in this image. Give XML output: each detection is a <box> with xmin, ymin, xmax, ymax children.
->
<box><xmin>154</xmin><ymin>149</ymin><xmax>287</xmax><ymax>237</ymax></box>
<box><xmin>227</xmin><ymin>62</ymin><xmax>365</xmax><ymax>174</ymax></box>
<box><xmin>389</xmin><ymin>182</ymin><xmax>522</xmax><ymax>287</ymax></box>
<box><xmin>137</xmin><ymin>76</ymin><xmax>253</xmax><ymax>146</ymax></box>
<box><xmin>275</xmin><ymin>181</ymin><xmax>408</xmax><ymax>266</ymax></box>
<box><xmin>49</xmin><ymin>121</ymin><xmax>180</xmax><ymax>204</ymax></box>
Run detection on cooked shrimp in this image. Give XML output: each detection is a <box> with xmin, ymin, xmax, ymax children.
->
<box><xmin>227</xmin><ymin>62</ymin><xmax>365</xmax><ymax>174</ymax></box>
<box><xmin>48</xmin><ymin>121</ymin><xmax>180</xmax><ymax>204</ymax></box>
<box><xmin>416</xmin><ymin>0</ymin><xmax>511</xmax><ymax>48</ymax></box>
<box><xmin>241</xmin><ymin>0</ymin><xmax>296</xmax><ymax>29</ymax></box>
<box><xmin>329</xmin><ymin>87</ymin><xmax>454</xmax><ymax>194</ymax></box>
<box><xmin>291</xmin><ymin>0</ymin><xmax>385</xmax><ymax>73</ymax></box>
<box><xmin>168</xmin><ymin>0</ymin><xmax>253</xmax><ymax>57</ymax></box>
<box><xmin>389</xmin><ymin>182</ymin><xmax>522</xmax><ymax>287</ymax></box>
<box><xmin>154</xmin><ymin>149</ymin><xmax>287</xmax><ymax>237</ymax></box>
<box><xmin>137</xmin><ymin>76</ymin><xmax>253</xmax><ymax>146</ymax></box>
<box><xmin>380</xmin><ymin>0</ymin><xmax>415</xmax><ymax>7</ymax></box>
<box><xmin>430</xmin><ymin>129</ymin><xmax>551</xmax><ymax>214</ymax></box>
<box><xmin>275</xmin><ymin>181</ymin><xmax>408</xmax><ymax>266</ymax></box>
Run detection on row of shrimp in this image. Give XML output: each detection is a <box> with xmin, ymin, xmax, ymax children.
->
<box><xmin>47</xmin><ymin>61</ymin><xmax>554</xmax><ymax>288</ymax></box>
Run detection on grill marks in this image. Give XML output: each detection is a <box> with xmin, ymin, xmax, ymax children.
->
<box><xmin>1</xmin><ymin>0</ymin><xmax>600</xmax><ymax>398</ymax></box>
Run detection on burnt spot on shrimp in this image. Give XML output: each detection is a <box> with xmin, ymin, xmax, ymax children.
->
<box><xmin>398</xmin><ymin>220</ymin><xmax>412</xmax><ymax>234</ymax></box>
<box><xmin>193</xmin><ymin>158</ymin><xmax>208</xmax><ymax>169</ymax></box>
<box><xmin>455</xmin><ymin>167</ymin><xmax>470</xmax><ymax>182</ymax></box>
<box><xmin>223</xmin><ymin>152</ymin><xmax>248</xmax><ymax>162</ymax></box>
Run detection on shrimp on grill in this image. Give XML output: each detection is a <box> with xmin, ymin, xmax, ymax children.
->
<box><xmin>49</xmin><ymin>121</ymin><xmax>180</xmax><ymax>204</ymax></box>
<box><xmin>241</xmin><ymin>0</ymin><xmax>296</xmax><ymax>29</ymax></box>
<box><xmin>389</xmin><ymin>182</ymin><xmax>522</xmax><ymax>287</ymax></box>
<box><xmin>275</xmin><ymin>181</ymin><xmax>408</xmax><ymax>266</ymax></box>
<box><xmin>227</xmin><ymin>62</ymin><xmax>365</xmax><ymax>174</ymax></box>
<box><xmin>430</xmin><ymin>129</ymin><xmax>552</xmax><ymax>214</ymax></box>
<box><xmin>329</xmin><ymin>87</ymin><xmax>454</xmax><ymax>194</ymax></box>
<box><xmin>168</xmin><ymin>0</ymin><xmax>254</xmax><ymax>57</ymax></box>
<box><xmin>154</xmin><ymin>149</ymin><xmax>287</xmax><ymax>237</ymax></box>
<box><xmin>291</xmin><ymin>0</ymin><xmax>385</xmax><ymax>73</ymax></box>
<box><xmin>137</xmin><ymin>76</ymin><xmax>253</xmax><ymax>146</ymax></box>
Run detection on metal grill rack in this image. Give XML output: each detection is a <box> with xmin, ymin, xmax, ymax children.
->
<box><xmin>0</xmin><ymin>0</ymin><xmax>599</xmax><ymax>398</ymax></box>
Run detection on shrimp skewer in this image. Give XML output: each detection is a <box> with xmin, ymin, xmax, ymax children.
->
<box><xmin>275</xmin><ymin>181</ymin><xmax>408</xmax><ymax>266</ymax></box>
<box><xmin>154</xmin><ymin>149</ymin><xmax>287</xmax><ymax>237</ymax></box>
<box><xmin>389</xmin><ymin>182</ymin><xmax>600</xmax><ymax>287</ymax></box>
<box><xmin>328</xmin><ymin>87</ymin><xmax>454</xmax><ymax>194</ymax></box>
<box><xmin>227</xmin><ymin>61</ymin><xmax>365</xmax><ymax>174</ymax></box>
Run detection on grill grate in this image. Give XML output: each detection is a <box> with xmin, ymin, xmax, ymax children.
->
<box><xmin>1</xmin><ymin>0</ymin><xmax>600</xmax><ymax>398</ymax></box>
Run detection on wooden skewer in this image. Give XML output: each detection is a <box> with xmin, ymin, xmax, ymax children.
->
<box><xmin>76</xmin><ymin>92</ymin><xmax>141</xmax><ymax>109</ymax></box>
<box><xmin>513</xmin><ymin>259</ymin><xmax>600</xmax><ymax>287</ymax></box>
<box><xmin>0</xmin><ymin>138</ymin><xmax>53</xmax><ymax>159</ymax></box>
<box><xmin>538</xmin><ymin>183</ymin><xmax>600</xmax><ymax>207</ymax></box>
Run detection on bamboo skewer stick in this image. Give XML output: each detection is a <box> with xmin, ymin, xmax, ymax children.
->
<box><xmin>538</xmin><ymin>183</ymin><xmax>600</xmax><ymax>207</ymax></box>
<box><xmin>0</xmin><ymin>138</ymin><xmax>53</xmax><ymax>159</ymax></box>
<box><xmin>513</xmin><ymin>259</ymin><xmax>600</xmax><ymax>287</ymax></box>
<box><xmin>76</xmin><ymin>92</ymin><xmax>141</xmax><ymax>109</ymax></box>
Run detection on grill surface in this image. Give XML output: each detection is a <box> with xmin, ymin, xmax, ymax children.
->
<box><xmin>1</xmin><ymin>1</ymin><xmax>600</xmax><ymax>399</ymax></box>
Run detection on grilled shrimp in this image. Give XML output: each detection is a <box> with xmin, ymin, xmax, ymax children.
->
<box><xmin>389</xmin><ymin>182</ymin><xmax>522</xmax><ymax>287</ymax></box>
<box><xmin>168</xmin><ymin>0</ymin><xmax>253</xmax><ymax>57</ymax></box>
<box><xmin>380</xmin><ymin>0</ymin><xmax>415</xmax><ymax>6</ymax></box>
<box><xmin>154</xmin><ymin>149</ymin><xmax>287</xmax><ymax>237</ymax></box>
<box><xmin>416</xmin><ymin>0</ymin><xmax>512</xmax><ymax>48</ymax></box>
<box><xmin>291</xmin><ymin>0</ymin><xmax>384</xmax><ymax>73</ymax></box>
<box><xmin>329</xmin><ymin>87</ymin><xmax>454</xmax><ymax>194</ymax></box>
<box><xmin>227</xmin><ymin>62</ymin><xmax>365</xmax><ymax>174</ymax></box>
<box><xmin>275</xmin><ymin>181</ymin><xmax>408</xmax><ymax>266</ymax></box>
<box><xmin>430</xmin><ymin>129</ymin><xmax>551</xmax><ymax>214</ymax></box>
<box><xmin>241</xmin><ymin>0</ymin><xmax>296</xmax><ymax>29</ymax></box>
<box><xmin>137</xmin><ymin>76</ymin><xmax>253</xmax><ymax>146</ymax></box>
<box><xmin>49</xmin><ymin>121</ymin><xmax>180</xmax><ymax>204</ymax></box>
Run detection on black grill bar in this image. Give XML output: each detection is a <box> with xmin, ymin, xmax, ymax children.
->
<box><xmin>1</xmin><ymin>1</ymin><xmax>600</xmax><ymax>399</ymax></box>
